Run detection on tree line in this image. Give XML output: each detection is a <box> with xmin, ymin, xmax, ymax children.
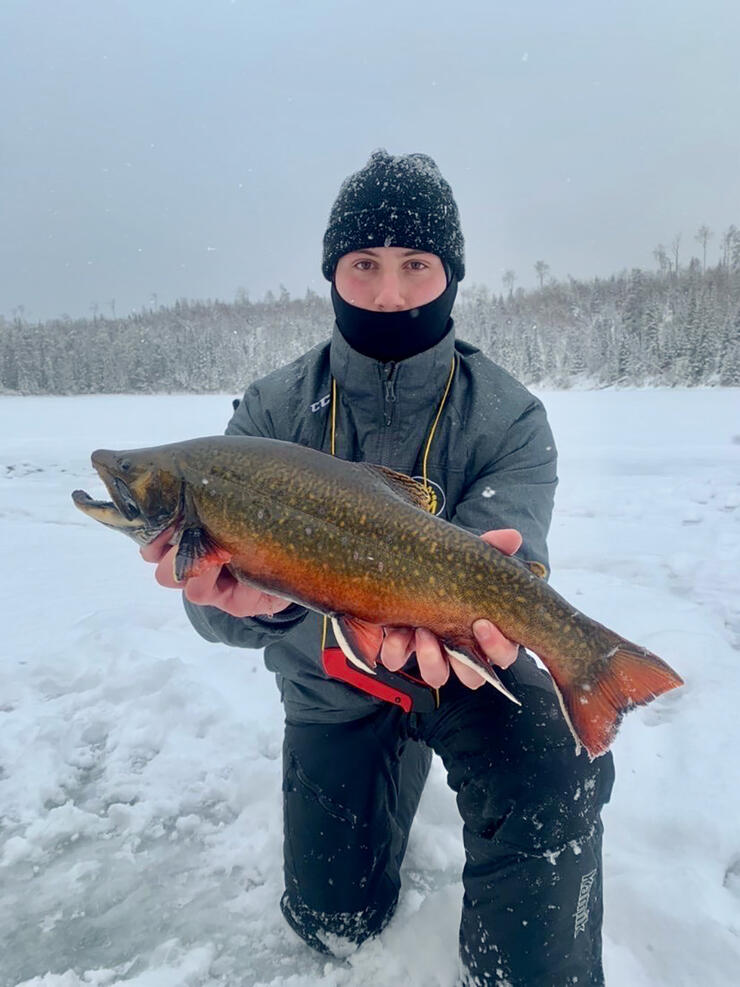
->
<box><xmin>1</xmin><ymin>242</ymin><xmax>739</xmax><ymax>394</ymax></box>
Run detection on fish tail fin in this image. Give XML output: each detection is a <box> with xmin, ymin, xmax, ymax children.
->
<box><xmin>545</xmin><ymin>638</ymin><xmax>684</xmax><ymax>759</ymax></box>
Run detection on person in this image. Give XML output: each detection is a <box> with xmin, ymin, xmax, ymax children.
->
<box><xmin>142</xmin><ymin>150</ymin><xmax>615</xmax><ymax>986</ymax></box>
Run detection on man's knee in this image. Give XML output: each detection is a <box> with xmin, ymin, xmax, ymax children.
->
<box><xmin>280</xmin><ymin>882</ymin><xmax>397</xmax><ymax>955</ymax></box>
<box><xmin>457</xmin><ymin>741</ymin><xmax>614</xmax><ymax>854</ymax></box>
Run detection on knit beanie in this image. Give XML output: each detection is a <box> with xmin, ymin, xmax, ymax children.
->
<box><xmin>322</xmin><ymin>149</ymin><xmax>465</xmax><ymax>282</ymax></box>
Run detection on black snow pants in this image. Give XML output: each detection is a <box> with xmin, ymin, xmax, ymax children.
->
<box><xmin>280</xmin><ymin>653</ymin><xmax>615</xmax><ymax>986</ymax></box>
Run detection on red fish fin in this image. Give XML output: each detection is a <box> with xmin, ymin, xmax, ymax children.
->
<box><xmin>442</xmin><ymin>638</ymin><xmax>520</xmax><ymax>705</ymax></box>
<box><xmin>545</xmin><ymin>643</ymin><xmax>684</xmax><ymax>759</ymax></box>
<box><xmin>331</xmin><ymin>616</ymin><xmax>384</xmax><ymax>673</ymax></box>
<box><xmin>174</xmin><ymin>527</ymin><xmax>232</xmax><ymax>582</ymax></box>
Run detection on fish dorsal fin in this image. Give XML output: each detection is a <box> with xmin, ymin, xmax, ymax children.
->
<box><xmin>525</xmin><ymin>560</ymin><xmax>549</xmax><ymax>580</ymax></box>
<box><xmin>365</xmin><ymin>464</ymin><xmax>437</xmax><ymax>514</ymax></box>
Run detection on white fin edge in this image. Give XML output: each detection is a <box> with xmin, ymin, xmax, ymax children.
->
<box><xmin>331</xmin><ymin>616</ymin><xmax>377</xmax><ymax>675</ymax></box>
<box><xmin>548</xmin><ymin>674</ymin><xmax>585</xmax><ymax>758</ymax></box>
<box><xmin>445</xmin><ymin>647</ymin><xmax>521</xmax><ymax>705</ymax></box>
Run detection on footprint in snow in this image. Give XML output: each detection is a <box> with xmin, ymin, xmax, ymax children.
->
<box><xmin>723</xmin><ymin>856</ymin><xmax>740</xmax><ymax>897</ymax></box>
<box><xmin>641</xmin><ymin>684</ymin><xmax>685</xmax><ymax>727</ymax></box>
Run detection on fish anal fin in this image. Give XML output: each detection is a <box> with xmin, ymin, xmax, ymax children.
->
<box><xmin>442</xmin><ymin>638</ymin><xmax>521</xmax><ymax>706</ymax></box>
<box><xmin>365</xmin><ymin>465</ymin><xmax>436</xmax><ymax>514</ymax></box>
<box><xmin>546</xmin><ymin>644</ymin><xmax>684</xmax><ymax>759</ymax></box>
<box><xmin>174</xmin><ymin>527</ymin><xmax>232</xmax><ymax>582</ymax></box>
<box><xmin>332</xmin><ymin>616</ymin><xmax>384</xmax><ymax>674</ymax></box>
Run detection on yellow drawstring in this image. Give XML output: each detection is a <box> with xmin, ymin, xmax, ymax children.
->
<box><xmin>420</xmin><ymin>356</ymin><xmax>457</xmax><ymax>511</ymax></box>
<box><xmin>321</xmin><ymin>378</ymin><xmax>338</xmax><ymax>651</ymax></box>
<box><xmin>330</xmin><ymin>376</ymin><xmax>337</xmax><ymax>456</ymax></box>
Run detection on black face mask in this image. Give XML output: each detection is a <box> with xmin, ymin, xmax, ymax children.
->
<box><xmin>331</xmin><ymin>276</ymin><xmax>458</xmax><ymax>363</ymax></box>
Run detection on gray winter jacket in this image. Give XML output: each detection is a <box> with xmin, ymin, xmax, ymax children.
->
<box><xmin>183</xmin><ymin>324</ymin><xmax>558</xmax><ymax>723</ymax></box>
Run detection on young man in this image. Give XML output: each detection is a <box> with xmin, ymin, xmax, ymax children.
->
<box><xmin>143</xmin><ymin>150</ymin><xmax>615</xmax><ymax>986</ymax></box>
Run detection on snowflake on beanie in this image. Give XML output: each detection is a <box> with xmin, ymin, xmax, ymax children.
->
<box><xmin>322</xmin><ymin>149</ymin><xmax>465</xmax><ymax>283</ymax></box>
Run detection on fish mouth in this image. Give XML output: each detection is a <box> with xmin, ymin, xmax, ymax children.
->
<box><xmin>72</xmin><ymin>461</ymin><xmax>152</xmax><ymax>543</ymax></box>
<box><xmin>71</xmin><ymin>486</ymin><xmax>150</xmax><ymax>541</ymax></box>
<box><xmin>72</xmin><ymin>454</ymin><xmax>181</xmax><ymax>545</ymax></box>
<box><xmin>74</xmin><ymin>466</ymin><xmax>141</xmax><ymax>523</ymax></box>
<box><xmin>110</xmin><ymin>476</ymin><xmax>141</xmax><ymax>521</ymax></box>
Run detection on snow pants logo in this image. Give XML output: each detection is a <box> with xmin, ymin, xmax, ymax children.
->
<box><xmin>573</xmin><ymin>868</ymin><xmax>597</xmax><ymax>938</ymax></box>
<box><xmin>310</xmin><ymin>393</ymin><xmax>331</xmax><ymax>413</ymax></box>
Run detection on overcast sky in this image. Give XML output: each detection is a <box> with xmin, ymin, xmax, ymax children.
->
<box><xmin>2</xmin><ymin>0</ymin><xmax>739</xmax><ymax>322</ymax></box>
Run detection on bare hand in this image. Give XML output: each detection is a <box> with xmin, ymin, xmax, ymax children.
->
<box><xmin>140</xmin><ymin>526</ymin><xmax>292</xmax><ymax>618</ymax></box>
<box><xmin>380</xmin><ymin>528</ymin><xmax>522</xmax><ymax>690</ymax></box>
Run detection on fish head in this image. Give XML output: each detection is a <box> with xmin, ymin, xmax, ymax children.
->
<box><xmin>72</xmin><ymin>447</ymin><xmax>183</xmax><ymax>545</ymax></box>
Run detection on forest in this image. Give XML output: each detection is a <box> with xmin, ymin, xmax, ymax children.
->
<box><xmin>2</xmin><ymin>231</ymin><xmax>739</xmax><ymax>394</ymax></box>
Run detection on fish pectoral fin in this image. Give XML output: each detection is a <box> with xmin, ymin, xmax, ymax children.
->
<box><xmin>174</xmin><ymin>527</ymin><xmax>232</xmax><ymax>582</ymax></box>
<box><xmin>364</xmin><ymin>464</ymin><xmax>437</xmax><ymax>514</ymax></box>
<box><xmin>331</xmin><ymin>616</ymin><xmax>384</xmax><ymax>674</ymax></box>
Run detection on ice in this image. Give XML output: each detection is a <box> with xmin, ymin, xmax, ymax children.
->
<box><xmin>1</xmin><ymin>388</ymin><xmax>739</xmax><ymax>986</ymax></box>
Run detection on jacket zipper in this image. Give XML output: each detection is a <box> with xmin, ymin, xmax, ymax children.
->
<box><xmin>383</xmin><ymin>362</ymin><xmax>397</xmax><ymax>427</ymax></box>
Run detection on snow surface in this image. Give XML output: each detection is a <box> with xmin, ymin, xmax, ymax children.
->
<box><xmin>1</xmin><ymin>389</ymin><xmax>738</xmax><ymax>987</ymax></box>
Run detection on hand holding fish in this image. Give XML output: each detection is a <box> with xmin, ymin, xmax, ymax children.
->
<box><xmin>380</xmin><ymin>528</ymin><xmax>521</xmax><ymax>690</ymax></box>
<box><xmin>140</xmin><ymin>525</ymin><xmax>292</xmax><ymax>617</ymax></box>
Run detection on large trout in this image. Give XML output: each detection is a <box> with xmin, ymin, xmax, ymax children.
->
<box><xmin>72</xmin><ymin>435</ymin><xmax>683</xmax><ymax>757</ymax></box>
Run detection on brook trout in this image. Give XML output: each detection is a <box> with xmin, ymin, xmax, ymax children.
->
<box><xmin>72</xmin><ymin>435</ymin><xmax>683</xmax><ymax>757</ymax></box>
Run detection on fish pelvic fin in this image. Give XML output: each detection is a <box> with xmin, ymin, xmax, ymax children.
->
<box><xmin>545</xmin><ymin>640</ymin><xmax>684</xmax><ymax>759</ymax></box>
<box><xmin>331</xmin><ymin>616</ymin><xmax>384</xmax><ymax>674</ymax></box>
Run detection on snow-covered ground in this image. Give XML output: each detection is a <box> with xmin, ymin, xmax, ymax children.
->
<box><xmin>1</xmin><ymin>389</ymin><xmax>738</xmax><ymax>987</ymax></box>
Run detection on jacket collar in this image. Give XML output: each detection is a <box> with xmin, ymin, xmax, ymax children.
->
<box><xmin>329</xmin><ymin>321</ymin><xmax>457</xmax><ymax>413</ymax></box>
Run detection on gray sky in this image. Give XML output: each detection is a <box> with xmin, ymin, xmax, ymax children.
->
<box><xmin>2</xmin><ymin>0</ymin><xmax>739</xmax><ymax>322</ymax></box>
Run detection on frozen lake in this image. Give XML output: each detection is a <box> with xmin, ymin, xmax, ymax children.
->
<box><xmin>0</xmin><ymin>388</ymin><xmax>738</xmax><ymax>986</ymax></box>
